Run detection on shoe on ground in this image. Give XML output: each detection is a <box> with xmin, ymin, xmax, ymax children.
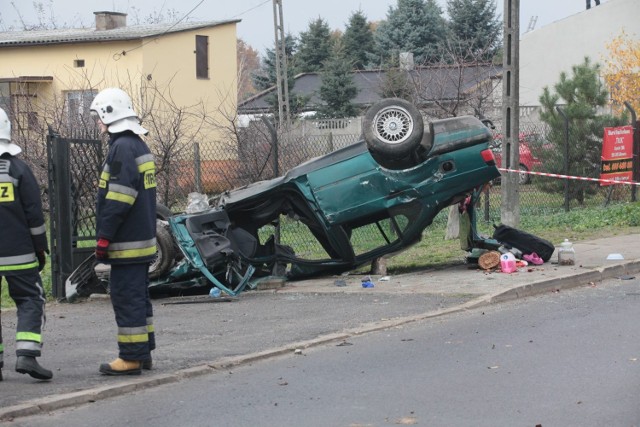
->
<box><xmin>15</xmin><ymin>356</ymin><xmax>53</xmax><ymax>380</ymax></box>
<box><xmin>99</xmin><ymin>358</ymin><xmax>142</xmax><ymax>376</ymax></box>
<box><xmin>142</xmin><ymin>358</ymin><xmax>152</xmax><ymax>370</ymax></box>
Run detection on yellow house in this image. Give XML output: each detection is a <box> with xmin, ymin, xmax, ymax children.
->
<box><xmin>0</xmin><ymin>11</ymin><xmax>239</xmax><ymax>145</ymax></box>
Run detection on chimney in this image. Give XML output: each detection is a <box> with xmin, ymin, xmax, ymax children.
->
<box><xmin>399</xmin><ymin>52</ymin><xmax>414</xmax><ymax>71</ymax></box>
<box><xmin>94</xmin><ymin>11</ymin><xmax>127</xmax><ymax>31</ymax></box>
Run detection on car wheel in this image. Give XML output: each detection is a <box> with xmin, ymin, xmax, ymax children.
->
<box><xmin>149</xmin><ymin>220</ymin><xmax>176</xmax><ymax>279</ymax></box>
<box><xmin>518</xmin><ymin>164</ymin><xmax>531</xmax><ymax>185</ymax></box>
<box><xmin>363</xmin><ymin>98</ymin><xmax>424</xmax><ymax>167</ymax></box>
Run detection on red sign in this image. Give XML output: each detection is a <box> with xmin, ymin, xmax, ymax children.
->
<box><xmin>601</xmin><ymin>125</ymin><xmax>634</xmax><ymax>186</ymax></box>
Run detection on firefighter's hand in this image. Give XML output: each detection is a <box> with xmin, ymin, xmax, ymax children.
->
<box><xmin>36</xmin><ymin>251</ymin><xmax>46</xmax><ymax>272</ymax></box>
<box><xmin>95</xmin><ymin>238</ymin><xmax>110</xmax><ymax>260</ymax></box>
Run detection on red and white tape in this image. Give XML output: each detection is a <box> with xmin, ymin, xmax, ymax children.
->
<box><xmin>498</xmin><ymin>168</ymin><xmax>640</xmax><ymax>186</ymax></box>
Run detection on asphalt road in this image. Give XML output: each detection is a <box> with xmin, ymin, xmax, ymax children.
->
<box><xmin>9</xmin><ymin>276</ymin><xmax>640</xmax><ymax>427</ymax></box>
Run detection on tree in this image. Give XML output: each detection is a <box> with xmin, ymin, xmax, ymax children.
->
<box><xmin>603</xmin><ymin>30</ymin><xmax>640</xmax><ymax>114</ymax></box>
<box><xmin>295</xmin><ymin>18</ymin><xmax>333</xmax><ymax>73</ymax></box>
<box><xmin>445</xmin><ymin>0</ymin><xmax>502</xmax><ymax>62</ymax></box>
<box><xmin>538</xmin><ymin>57</ymin><xmax>627</xmax><ymax>205</ymax></box>
<box><xmin>252</xmin><ymin>33</ymin><xmax>297</xmax><ymax>91</ymax></box>
<box><xmin>317</xmin><ymin>40</ymin><xmax>359</xmax><ymax>118</ymax></box>
<box><xmin>372</xmin><ymin>0</ymin><xmax>446</xmax><ymax>66</ymax></box>
<box><xmin>237</xmin><ymin>39</ymin><xmax>260</xmax><ymax>102</ymax></box>
<box><xmin>342</xmin><ymin>10</ymin><xmax>375</xmax><ymax>70</ymax></box>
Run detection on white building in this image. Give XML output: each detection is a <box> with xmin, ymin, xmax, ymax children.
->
<box><xmin>520</xmin><ymin>0</ymin><xmax>639</xmax><ymax>107</ymax></box>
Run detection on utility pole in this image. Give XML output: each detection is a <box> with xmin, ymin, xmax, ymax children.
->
<box><xmin>501</xmin><ymin>0</ymin><xmax>520</xmax><ymax>226</ymax></box>
<box><xmin>272</xmin><ymin>0</ymin><xmax>291</xmax><ymax>129</ymax></box>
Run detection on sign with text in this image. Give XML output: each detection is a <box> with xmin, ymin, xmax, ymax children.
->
<box><xmin>601</xmin><ymin>125</ymin><xmax>634</xmax><ymax>186</ymax></box>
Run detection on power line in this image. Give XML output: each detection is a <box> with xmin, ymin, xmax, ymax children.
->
<box><xmin>115</xmin><ymin>0</ymin><xmax>205</xmax><ymax>59</ymax></box>
<box><xmin>229</xmin><ymin>0</ymin><xmax>271</xmax><ymax>20</ymax></box>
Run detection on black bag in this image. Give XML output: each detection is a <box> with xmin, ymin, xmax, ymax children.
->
<box><xmin>492</xmin><ymin>224</ymin><xmax>555</xmax><ymax>262</ymax></box>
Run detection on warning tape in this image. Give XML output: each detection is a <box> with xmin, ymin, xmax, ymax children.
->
<box><xmin>498</xmin><ymin>168</ymin><xmax>640</xmax><ymax>186</ymax></box>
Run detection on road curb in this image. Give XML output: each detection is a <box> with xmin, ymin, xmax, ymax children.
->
<box><xmin>2</xmin><ymin>259</ymin><xmax>639</xmax><ymax>421</ymax></box>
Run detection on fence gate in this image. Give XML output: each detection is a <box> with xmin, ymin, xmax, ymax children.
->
<box><xmin>47</xmin><ymin>130</ymin><xmax>104</xmax><ymax>299</ymax></box>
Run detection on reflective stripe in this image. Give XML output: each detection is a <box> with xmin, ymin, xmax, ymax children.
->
<box><xmin>136</xmin><ymin>154</ymin><xmax>155</xmax><ymax>169</ymax></box>
<box><xmin>30</xmin><ymin>224</ymin><xmax>46</xmax><ymax>235</ymax></box>
<box><xmin>108</xmin><ymin>237</ymin><xmax>157</xmax><ymax>259</ymax></box>
<box><xmin>99</xmin><ymin>169</ymin><xmax>111</xmax><ymax>189</ymax></box>
<box><xmin>117</xmin><ymin>326</ymin><xmax>149</xmax><ymax>344</ymax></box>
<box><xmin>0</xmin><ymin>253</ymin><xmax>37</xmax><ymax>266</ymax></box>
<box><xmin>0</xmin><ymin>261</ymin><xmax>38</xmax><ymax>271</ymax></box>
<box><xmin>108</xmin><ymin>245</ymin><xmax>156</xmax><ymax>259</ymax></box>
<box><xmin>0</xmin><ymin>175</ymin><xmax>18</xmax><ymax>185</ymax></box>
<box><xmin>147</xmin><ymin>317</ymin><xmax>154</xmax><ymax>333</ymax></box>
<box><xmin>16</xmin><ymin>334</ymin><xmax>42</xmax><ymax>345</ymax></box>
<box><xmin>119</xmin><ymin>326</ymin><xmax>148</xmax><ymax>335</ymax></box>
<box><xmin>106</xmin><ymin>185</ymin><xmax>136</xmax><ymax>205</ymax></box>
<box><xmin>110</xmin><ymin>238</ymin><xmax>156</xmax><ymax>251</ymax></box>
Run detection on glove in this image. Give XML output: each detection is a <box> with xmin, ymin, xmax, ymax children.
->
<box><xmin>36</xmin><ymin>251</ymin><xmax>46</xmax><ymax>272</ymax></box>
<box><xmin>95</xmin><ymin>238</ymin><xmax>110</xmax><ymax>260</ymax></box>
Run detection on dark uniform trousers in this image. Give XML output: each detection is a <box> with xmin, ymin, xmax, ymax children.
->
<box><xmin>0</xmin><ymin>271</ymin><xmax>47</xmax><ymax>367</ymax></box>
<box><xmin>109</xmin><ymin>263</ymin><xmax>155</xmax><ymax>360</ymax></box>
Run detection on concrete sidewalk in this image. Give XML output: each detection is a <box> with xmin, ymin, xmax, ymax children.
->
<box><xmin>1</xmin><ymin>233</ymin><xmax>639</xmax><ymax>421</ymax></box>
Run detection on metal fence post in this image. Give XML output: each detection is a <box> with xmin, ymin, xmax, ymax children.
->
<box><xmin>261</xmin><ymin>116</ymin><xmax>280</xmax><ymax>245</ymax></box>
<box><xmin>556</xmin><ymin>106</ymin><xmax>570</xmax><ymax>212</ymax></box>
<box><xmin>623</xmin><ymin>101</ymin><xmax>637</xmax><ymax>202</ymax></box>
<box><xmin>194</xmin><ymin>142</ymin><xmax>202</xmax><ymax>193</ymax></box>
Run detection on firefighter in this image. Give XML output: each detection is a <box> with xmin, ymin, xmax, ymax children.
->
<box><xmin>0</xmin><ymin>107</ymin><xmax>53</xmax><ymax>381</ymax></box>
<box><xmin>90</xmin><ymin>88</ymin><xmax>157</xmax><ymax>376</ymax></box>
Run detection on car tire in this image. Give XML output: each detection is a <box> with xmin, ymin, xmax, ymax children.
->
<box><xmin>156</xmin><ymin>203</ymin><xmax>173</xmax><ymax>220</ymax></box>
<box><xmin>363</xmin><ymin>98</ymin><xmax>424</xmax><ymax>168</ymax></box>
<box><xmin>518</xmin><ymin>164</ymin><xmax>531</xmax><ymax>185</ymax></box>
<box><xmin>149</xmin><ymin>221</ymin><xmax>176</xmax><ymax>279</ymax></box>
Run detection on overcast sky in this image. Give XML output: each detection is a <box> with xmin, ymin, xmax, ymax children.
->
<box><xmin>0</xmin><ymin>0</ymin><xmax>597</xmax><ymax>53</ymax></box>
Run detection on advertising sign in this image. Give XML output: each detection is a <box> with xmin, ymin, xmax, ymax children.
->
<box><xmin>600</xmin><ymin>126</ymin><xmax>634</xmax><ymax>186</ymax></box>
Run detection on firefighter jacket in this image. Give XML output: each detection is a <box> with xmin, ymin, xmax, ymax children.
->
<box><xmin>96</xmin><ymin>131</ymin><xmax>157</xmax><ymax>264</ymax></box>
<box><xmin>0</xmin><ymin>153</ymin><xmax>48</xmax><ymax>275</ymax></box>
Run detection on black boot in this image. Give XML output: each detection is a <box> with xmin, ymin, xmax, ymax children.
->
<box><xmin>142</xmin><ymin>357</ymin><xmax>152</xmax><ymax>370</ymax></box>
<box><xmin>16</xmin><ymin>356</ymin><xmax>53</xmax><ymax>380</ymax></box>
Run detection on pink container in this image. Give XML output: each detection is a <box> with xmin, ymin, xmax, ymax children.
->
<box><xmin>500</xmin><ymin>254</ymin><xmax>517</xmax><ymax>273</ymax></box>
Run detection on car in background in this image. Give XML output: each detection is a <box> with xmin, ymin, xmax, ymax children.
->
<box><xmin>67</xmin><ymin>98</ymin><xmax>502</xmax><ymax>300</ymax></box>
<box><xmin>492</xmin><ymin>133</ymin><xmax>543</xmax><ymax>184</ymax></box>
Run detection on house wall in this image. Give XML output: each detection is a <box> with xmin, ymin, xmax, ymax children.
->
<box><xmin>520</xmin><ymin>0</ymin><xmax>640</xmax><ymax>107</ymax></box>
<box><xmin>0</xmin><ymin>22</ymin><xmax>238</xmax><ymax>155</ymax></box>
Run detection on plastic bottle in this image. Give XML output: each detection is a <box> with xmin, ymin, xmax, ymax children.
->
<box><xmin>209</xmin><ymin>287</ymin><xmax>221</xmax><ymax>298</ymax></box>
<box><xmin>558</xmin><ymin>239</ymin><xmax>575</xmax><ymax>266</ymax></box>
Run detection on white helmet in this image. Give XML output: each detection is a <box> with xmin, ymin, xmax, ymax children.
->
<box><xmin>90</xmin><ymin>88</ymin><xmax>148</xmax><ymax>135</ymax></box>
<box><xmin>0</xmin><ymin>107</ymin><xmax>10</xmax><ymax>140</ymax></box>
<box><xmin>90</xmin><ymin>88</ymin><xmax>138</xmax><ymax>125</ymax></box>
<box><xmin>0</xmin><ymin>107</ymin><xmax>21</xmax><ymax>156</ymax></box>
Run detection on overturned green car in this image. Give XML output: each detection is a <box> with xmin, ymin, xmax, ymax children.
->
<box><xmin>67</xmin><ymin>98</ymin><xmax>501</xmax><ymax>299</ymax></box>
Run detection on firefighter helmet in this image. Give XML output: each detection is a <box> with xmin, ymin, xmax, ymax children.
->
<box><xmin>90</xmin><ymin>88</ymin><xmax>138</xmax><ymax>125</ymax></box>
<box><xmin>0</xmin><ymin>107</ymin><xmax>21</xmax><ymax>156</ymax></box>
<box><xmin>90</xmin><ymin>88</ymin><xmax>148</xmax><ymax>135</ymax></box>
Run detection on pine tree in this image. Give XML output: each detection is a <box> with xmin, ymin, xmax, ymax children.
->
<box><xmin>296</xmin><ymin>18</ymin><xmax>333</xmax><ymax>73</ymax></box>
<box><xmin>342</xmin><ymin>10</ymin><xmax>375</xmax><ymax>70</ymax></box>
<box><xmin>317</xmin><ymin>40</ymin><xmax>359</xmax><ymax>118</ymax></box>
<box><xmin>252</xmin><ymin>33</ymin><xmax>297</xmax><ymax>92</ymax></box>
<box><xmin>445</xmin><ymin>0</ymin><xmax>502</xmax><ymax>61</ymax></box>
<box><xmin>373</xmin><ymin>0</ymin><xmax>446</xmax><ymax>66</ymax></box>
<box><xmin>538</xmin><ymin>57</ymin><xmax>627</xmax><ymax>205</ymax></box>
